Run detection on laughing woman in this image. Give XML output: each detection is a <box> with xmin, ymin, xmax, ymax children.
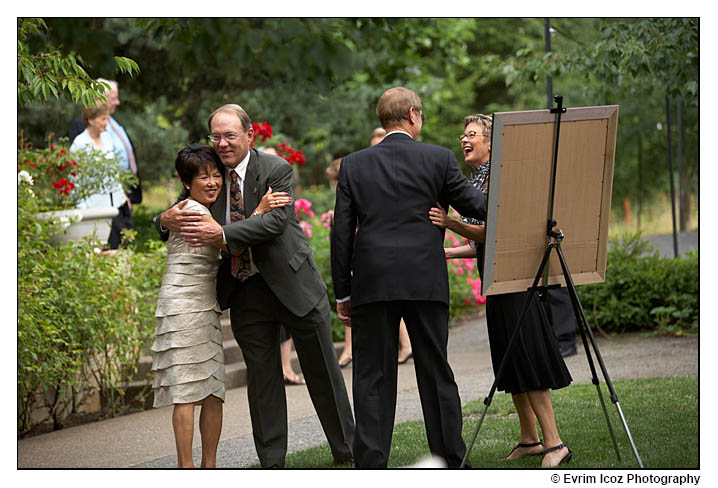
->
<box><xmin>429</xmin><ymin>114</ymin><xmax>573</xmax><ymax>468</ymax></box>
<box><xmin>152</xmin><ymin>144</ymin><xmax>290</xmax><ymax>467</ymax></box>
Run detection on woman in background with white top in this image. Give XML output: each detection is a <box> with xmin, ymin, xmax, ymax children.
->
<box><xmin>69</xmin><ymin>102</ymin><xmax>126</xmax><ymax>216</ymax></box>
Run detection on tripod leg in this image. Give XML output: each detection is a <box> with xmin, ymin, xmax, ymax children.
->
<box><xmin>593</xmin><ymin>377</ymin><xmax>621</xmax><ymax>461</ymax></box>
<box><xmin>554</xmin><ymin>244</ymin><xmax>644</xmax><ymax>468</ymax></box>
<box><xmin>461</xmin><ymin>245</ymin><xmax>554</xmax><ymax>468</ymax></box>
<box><xmin>561</xmin><ymin>288</ymin><xmax>622</xmax><ymax>461</ymax></box>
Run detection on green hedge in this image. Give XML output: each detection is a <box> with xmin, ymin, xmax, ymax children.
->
<box><xmin>577</xmin><ymin>234</ymin><xmax>698</xmax><ymax>335</ymax></box>
<box><xmin>17</xmin><ymin>186</ymin><xmax>165</xmax><ymax>436</ymax></box>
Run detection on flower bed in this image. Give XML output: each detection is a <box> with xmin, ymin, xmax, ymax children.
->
<box><xmin>17</xmin><ymin>153</ymin><xmax>163</xmax><ymax>436</ymax></box>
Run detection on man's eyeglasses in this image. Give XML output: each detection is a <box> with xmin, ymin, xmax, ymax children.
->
<box><xmin>208</xmin><ymin>132</ymin><xmax>239</xmax><ymax>143</ymax></box>
<box><xmin>411</xmin><ymin>107</ymin><xmax>426</xmax><ymax>122</ymax></box>
<box><xmin>458</xmin><ymin>131</ymin><xmax>488</xmax><ymax>142</ymax></box>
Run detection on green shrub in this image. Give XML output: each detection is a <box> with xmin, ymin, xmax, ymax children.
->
<box><xmin>126</xmin><ymin>204</ymin><xmax>164</xmax><ymax>253</ymax></box>
<box><xmin>577</xmin><ymin>233</ymin><xmax>698</xmax><ymax>335</ymax></box>
<box><xmin>17</xmin><ymin>183</ymin><xmax>165</xmax><ymax>436</ymax></box>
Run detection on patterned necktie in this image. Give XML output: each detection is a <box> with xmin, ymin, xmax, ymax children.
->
<box><xmin>230</xmin><ymin>171</ymin><xmax>251</xmax><ymax>280</ymax></box>
<box><xmin>108</xmin><ymin>119</ymin><xmax>138</xmax><ymax>174</ymax></box>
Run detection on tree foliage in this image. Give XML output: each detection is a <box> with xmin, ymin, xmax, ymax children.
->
<box><xmin>512</xmin><ymin>18</ymin><xmax>698</xmax><ymax>102</ymax></box>
<box><xmin>17</xmin><ymin>18</ymin><xmax>139</xmax><ymax>108</ymax></box>
<box><xmin>502</xmin><ymin>18</ymin><xmax>698</xmax><ymax>213</ymax></box>
<box><xmin>17</xmin><ymin>17</ymin><xmax>699</xmax><ymax>212</ymax></box>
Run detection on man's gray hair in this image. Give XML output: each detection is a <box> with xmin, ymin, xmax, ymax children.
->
<box><xmin>207</xmin><ymin>104</ymin><xmax>252</xmax><ymax>132</ymax></box>
<box><xmin>376</xmin><ymin>87</ymin><xmax>422</xmax><ymax>130</ymax></box>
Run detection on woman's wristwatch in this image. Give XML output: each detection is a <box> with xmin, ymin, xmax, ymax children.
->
<box><xmin>252</xmin><ymin>209</ymin><xmax>261</xmax><ymax>217</ymax></box>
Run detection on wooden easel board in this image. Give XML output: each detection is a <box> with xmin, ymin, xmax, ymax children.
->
<box><xmin>481</xmin><ymin>105</ymin><xmax>619</xmax><ymax>296</ymax></box>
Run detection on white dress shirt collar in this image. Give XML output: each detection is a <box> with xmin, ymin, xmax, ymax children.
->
<box><xmin>385</xmin><ymin>129</ymin><xmax>413</xmax><ymax>138</ymax></box>
<box><xmin>228</xmin><ymin>150</ymin><xmax>251</xmax><ymax>181</ymax></box>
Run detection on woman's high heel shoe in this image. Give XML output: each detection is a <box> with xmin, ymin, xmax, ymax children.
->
<box><xmin>506</xmin><ymin>441</ymin><xmax>543</xmax><ymax>459</ymax></box>
<box><xmin>338</xmin><ymin>355</ymin><xmax>352</xmax><ymax>368</ymax></box>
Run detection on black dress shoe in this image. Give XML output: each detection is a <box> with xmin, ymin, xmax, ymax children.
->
<box><xmin>333</xmin><ymin>456</ymin><xmax>354</xmax><ymax>466</ymax></box>
<box><xmin>559</xmin><ymin>342</ymin><xmax>577</xmax><ymax>357</ymax></box>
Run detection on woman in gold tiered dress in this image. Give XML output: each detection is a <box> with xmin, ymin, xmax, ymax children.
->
<box><xmin>152</xmin><ymin>144</ymin><xmax>290</xmax><ymax>468</ymax></box>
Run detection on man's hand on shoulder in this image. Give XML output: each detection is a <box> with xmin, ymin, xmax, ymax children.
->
<box><xmin>160</xmin><ymin>199</ymin><xmax>202</xmax><ymax>231</ymax></box>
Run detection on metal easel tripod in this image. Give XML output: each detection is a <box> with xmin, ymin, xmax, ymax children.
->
<box><xmin>460</xmin><ymin>96</ymin><xmax>643</xmax><ymax>468</ymax></box>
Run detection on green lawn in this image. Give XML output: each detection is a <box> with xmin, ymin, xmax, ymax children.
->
<box><xmin>278</xmin><ymin>376</ymin><xmax>698</xmax><ymax>469</ymax></box>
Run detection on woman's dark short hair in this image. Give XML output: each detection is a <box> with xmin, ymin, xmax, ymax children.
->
<box><xmin>175</xmin><ymin>144</ymin><xmax>224</xmax><ymax>186</ymax></box>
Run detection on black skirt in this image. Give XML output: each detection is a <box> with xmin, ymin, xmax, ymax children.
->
<box><xmin>485</xmin><ymin>289</ymin><xmax>573</xmax><ymax>394</ymax></box>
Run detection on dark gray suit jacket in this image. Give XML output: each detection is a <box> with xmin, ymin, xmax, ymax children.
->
<box><xmin>156</xmin><ymin>148</ymin><xmax>326</xmax><ymax>317</ymax></box>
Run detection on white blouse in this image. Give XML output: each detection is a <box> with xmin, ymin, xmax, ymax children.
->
<box><xmin>70</xmin><ymin>129</ymin><xmax>126</xmax><ymax>209</ymax></box>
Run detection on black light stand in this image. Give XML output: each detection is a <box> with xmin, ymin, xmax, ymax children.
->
<box><xmin>461</xmin><ymin>96</ymin><xmax>644</xmax><ymax>468</ymax></box>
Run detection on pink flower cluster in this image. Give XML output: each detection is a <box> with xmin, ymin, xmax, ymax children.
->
<box><xmin>466</xmin><ymin>277</ymin><xmax>486</xmax><ymax>306</ymax></box>
<box><xmin>449</xmin><ymin>257</ymin><xmax>476</xmax><ymax>277</ymax></box>
<box><xmin>299</xmin><ymin>221</ymin><xmax>312</xmax><ymax>238</ymax></box>
<box><xmin>320</xmin><ymin>210</ymin><xmax>333</xmax><ymax>230</ymax></box>
<box><xmin>294</xmin><ymin>198</ymin><xmax>315</xmax><ymax>237</ymax></box>
<box><xmin>294</xmin><ymin>198</ymin><xmax>315</xmax><ymax>220</ymax></box>
<box><xmin>444</xmin><ymin>227</ymin><xmax>486</xmax><ymax>308</ymax></box>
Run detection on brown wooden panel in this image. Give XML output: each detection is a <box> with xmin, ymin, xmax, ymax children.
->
<box><xmin>482</xmin><ymin>105</ymin><xmax>618</xmax><ymax>295</ymax></box>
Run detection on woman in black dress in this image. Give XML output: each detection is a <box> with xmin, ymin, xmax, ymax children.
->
<box><xmin>429</xmin><ymin>113</ymin><xmax>573</xmax><ymax>468</ymax></box>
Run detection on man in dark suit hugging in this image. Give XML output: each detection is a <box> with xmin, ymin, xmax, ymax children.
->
<box><xmin>157</xmin><ymin>104</ymin><xmax>354</xmax><ymax>468</ymax></box>
<box><xmin>331</xmin><ymin>87</ymin><xmax>487</xmax><ymax>468</ymax></box>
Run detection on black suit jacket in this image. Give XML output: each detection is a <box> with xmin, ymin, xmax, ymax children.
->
<box><xmin>331</xmin><ymin>132</ymin><xmax>487</xmax><ymax>308</ymax></box>
<box><xmin>69</xmin><ymin>115</ymin><xmax>142</xmax><ymax>204</ymax></box>
<box><xmin>156</xmin><ymin>148</ymin><xmax>327</xmax><ymax>316</ymax></box>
